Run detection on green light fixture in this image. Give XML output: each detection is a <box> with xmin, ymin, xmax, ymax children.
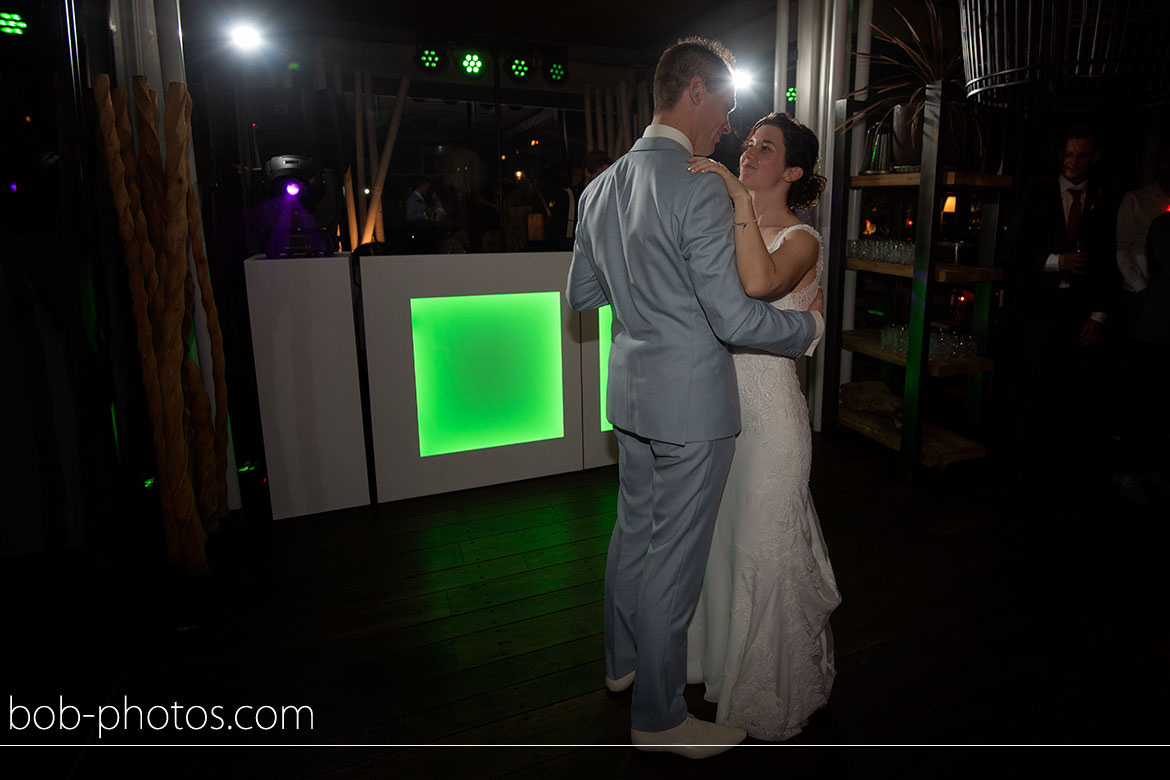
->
<box><xmin>507</xmin><ymin>55</ymin><xmax>532</xmax><ymax>83</ymax></box>
<box><xmin>410</xmin><ymin>292</ymin><xmax>565</xmax><ymax>457</ymax></box>
<box><xmin>461</xmin><ymin>51</ymin><xmax>486</xmax><ymax>78</ymax></box>
<box><xmin>0</xmin><ymin>12</ymin><xmax>27</xmax><ymax>34</ymax></box>
<box><xmin>544</xmin><ymin>58</ymin><xmax>567</xmax><ymax>84</ymax></box>
<box><xmin>416</xmin><ymin>42</ymin><xmax>448</xmax><ymax>73</ymax></box>
<box><xmin>786</xmin><ymin>86</ymin><xmax>797</xmax><ymax>102</ymax></box>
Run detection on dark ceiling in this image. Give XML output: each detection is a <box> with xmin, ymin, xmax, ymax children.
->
<box><xmin>181</xmin><ymin>0</ymin><xmax>751</xmax><ymax>60</ymax></box>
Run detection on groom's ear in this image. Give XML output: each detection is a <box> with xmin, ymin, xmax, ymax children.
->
<box><xmin>689</xmin><ymin>75</ymin><xmax>706</xmax><ymax>104</ymax></box>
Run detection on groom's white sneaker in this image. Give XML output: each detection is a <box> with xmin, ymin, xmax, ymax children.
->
<box><xmin>631</xmin><ymin>714</ymin><xmax>747</xmax><ymax>759</ymax></box>
<box><xmin>605</xmin><ymin>669</ymin><xmax>635</xmax><ymax>692</ymax></box>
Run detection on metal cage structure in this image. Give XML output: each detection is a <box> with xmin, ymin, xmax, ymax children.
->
<box><xmin>959</xmin><ymin>0</ymin><xmax>1170</xmax><ymax>112</ymax></box>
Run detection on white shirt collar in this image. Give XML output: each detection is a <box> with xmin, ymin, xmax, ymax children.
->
<box><xmin>1059</xmin><ymin>175</ymin><xmax>1085</xmax><ymax>194</ymax></box>
<box><xmin>643</xmin><ymin>124</ymin><xmax>693</xmax><ymax>155</ymax></box>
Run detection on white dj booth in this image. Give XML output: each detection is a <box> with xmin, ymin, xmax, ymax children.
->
<box><xmin>245</xmin><ymin>252</ymin><xmax>617</xmax><ymax>519</ymax></box>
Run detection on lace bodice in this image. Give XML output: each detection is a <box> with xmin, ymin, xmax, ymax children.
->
<box><xmin>735</xmin><ymin>223</ymin><xmax>824</xmax><ymax>437</ymax></box>
<box><xmin>768</xmin><ymin>223</ymin><xmax>824</xmax><ymax>312</ymax></box>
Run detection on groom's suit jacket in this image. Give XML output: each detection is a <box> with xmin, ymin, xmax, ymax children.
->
<box><xmin>566</xmin><ymin>134</ymin><xmax>818</xmax><ymax>445</ymax></box>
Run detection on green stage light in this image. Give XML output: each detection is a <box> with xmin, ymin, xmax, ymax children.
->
<box><xmin>544</xmin><ymin>59</ymin><xmax>566</xmax><ymax>83</ymax></box>
<box><xmin>786</xmin><ymin>86</ymin><xmax>797</xmax><ymax>102</ymax></box>
<box><xmin>599</xmin><ymin>305</ymin><xmax>613</xmax><ymax>432</ymax></box>
<box><xmin>416</xmin><ymin>43</ymin><xmax>448</xmax><ymax>73</ymax></box>
<box><xmin>507</xmin><ymin>56</ymin><xmax>531</xmax><ymax>82</ymax></box>
<box><xmin>0</xmin><ymin>12</ymin><xmax>27</xmax><ymax>34</ymax></box>
<box><xmin>461</xmin><ymin>51</ymin><xmax>485</xmax><ymax>77</ymax></box>
<box><xmin>410</xmin><ymin>292</ymin><xmax>565</xmax><ymax>457</ymax></box>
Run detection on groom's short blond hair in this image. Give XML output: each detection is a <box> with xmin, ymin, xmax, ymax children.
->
<box><xmin>653</xmin><ymin>37</ymin><xmax>736</xmax><ymax>113</ymax></box>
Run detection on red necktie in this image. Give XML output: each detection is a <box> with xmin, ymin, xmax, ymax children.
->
<box><xmin>1066</xmin><ymin>187</ymin><xmax>1083</xmax><ymax>244</ymax></box>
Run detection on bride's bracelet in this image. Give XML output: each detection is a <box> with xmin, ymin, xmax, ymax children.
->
<box><xmin>734</xmin><ymin>217</ymin><xmax>760</xmax><ymax>233</ymax></box>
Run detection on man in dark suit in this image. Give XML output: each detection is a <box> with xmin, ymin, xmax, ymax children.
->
<box><xmin>1006</xmin><ymin>125</ymin><xmax>1120</xmax><ymax>479</ymax></box>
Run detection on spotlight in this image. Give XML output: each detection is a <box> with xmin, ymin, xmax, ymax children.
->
<box><xmin>543</xmin><ymin>56</ymin><xmax>567</xmax><ymax>85</ymax></box>
<box><xmin>261</xmin><ymin>155</ymin><xmax>335</xmax><ymax>258</ymax></box>
<box><xmin>228</xmin><ymin>23</ymin><xmax>263</xmax><ymax>52</ymax></box>
<box><xmin>505</xmin><ymin>53</ymin><xmax>534</xmax><ymax>83</ymax></box>
<box><xmin>732</xmin><ymin>69</ymin><xmax>752</xmax><ymax>90</ymax></box>
<box><xmin>416</xmin><ymin>42</ymin><xmax>448</xmax><ymax>74</ymax></box>
<box><xmin>460</xmin><ymin>50</ymin><xmax>487</xmax><ymax>79</ymax></box>
<box><xmin>0</xmin><ymin>12</ymin><xmax>27</xmax><ymax>35</ymax></box>
<box><xmin>265</xmin><ymin>155</ymin><xmax>321</xmax><ymax>205</ymax></box>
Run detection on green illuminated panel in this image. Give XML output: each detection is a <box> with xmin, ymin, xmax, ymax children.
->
<box><xmin>598</xmin><ymin>305</ymin><xmax>613</xmax><ymax>432</ymax></box>
<box><xmin>411</xmin><ymin>292</ymin><xmax>564</xmax><ymax>457</ymax></box>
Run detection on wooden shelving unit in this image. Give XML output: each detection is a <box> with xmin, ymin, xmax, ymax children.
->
<box><xmin>845</xmin><ymin>257</ymin><xmax>1004</xmax><ymax>283</ymax></box>
<box><xmin>824</xmin><ymin>80</ymin><xmax>1011</xmax><ymax>481</ymax></box>
<box><xmin>837</xmin><ymin>407</ymin><xmax>987</xmax><ymax>468</ymax></box>
<box><xmin>840</xmin><ymin>329</ymin><xmax>994</xmax><ymax>377</ymax></box>
<box><xmin>850</xmin><ymin>172</ymin><xmax>1013</xmax><ymax>189</ymax></box>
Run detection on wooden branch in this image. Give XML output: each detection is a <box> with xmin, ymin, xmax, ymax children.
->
<box><xmin>343</xmin><ymin>166</ymin><xmax>359</xmax><ymax>251</ymax></box>
<box><xmin>353</xmin><ymin>70</ymin><xmax>368</xmax><ymax>228</ymax></box>
<box><xmin>361</xmin><ymin>76</ymin><xmax>409</xmax><ymax>245</ymax></box>
<box><xmin>606</xmin><ymin>88</ymin><xmax>617</xmax><ymax>159</ymax></box>
<box><xmin>617</xmin><ymin>81</ymin><xmax>631</xmax><ymax>154</ymax></box>
<box><xmin>584</xmin><ymin>85</ymin><xmax>593</xmax><ymax>151</ymax></box>
<box><xmin>364</xmin><ymin>72</ymin><xmax>385</xmax><ymax>242</ymax></box>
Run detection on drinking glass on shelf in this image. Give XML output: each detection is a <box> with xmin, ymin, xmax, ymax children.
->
<box><xmin>880</xmin><ymin>325</ymin><xmax>894</xmax><ymax>351</ymax></box>
<box><xmin>901</xmin><ymin>241</ymin><xmax>916</xmax><ymax>265</ymax></box>
<box><xmin>895</xmin><ymin>324</ymin><xmax>908</xmax><ymax>354</ymax></box>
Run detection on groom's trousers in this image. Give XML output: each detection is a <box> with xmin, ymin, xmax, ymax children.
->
<box><xmin>606</xmin><ymin>427</ymin><xmax>736</xmax><ymax>732</ymax></box>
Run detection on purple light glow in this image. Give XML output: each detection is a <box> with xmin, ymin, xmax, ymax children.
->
<box><xmin>284</xmin><ymin>181</ymin><xmax>302</xmax><ymax>198</ymax></box>
<box><xmin>8</xmin><ymin>182</ymin><xmax>15</xmax><ymax>193</ymax></box>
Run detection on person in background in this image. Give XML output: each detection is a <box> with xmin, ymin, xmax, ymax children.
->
<box><xmin>1004</xmin><ymin>125</ymin><xmax>1119</xmax><ymax>481</ymax></box>
<box><xmin>582</xmin><ymin>149</ymin><xmax>613</xmax><ymax>189</ymax></box>
<box><xmin>566</xmin><ymin>151</ymin><xmax>614</xmax><ymax>243</ymax></box>
<box><xmin>1114</xmin><ymin>141</ymin><xmax>1170</xmax><ymax>500</ymax></box>
<box><xmin>405</xmin><ymin>177</ymin><xmax>431</xmax><ymax>222</ymax></box>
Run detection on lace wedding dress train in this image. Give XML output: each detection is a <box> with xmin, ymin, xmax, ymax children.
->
<box><xmin>686</xmin><ymin>224</ymin><xmax>842</xmax><ymax>741</ymax></box>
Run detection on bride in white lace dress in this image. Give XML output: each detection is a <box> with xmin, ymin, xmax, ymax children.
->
<box><xmin>684</xmin><ymin>113</ymin><xmax>841</xmax><ymax>742</ymax></box>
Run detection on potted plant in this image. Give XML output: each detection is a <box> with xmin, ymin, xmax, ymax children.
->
<box><xmin>839</xmin><ymin>0</ymin><xmax>984</xmax><ymax>171</ymax></box>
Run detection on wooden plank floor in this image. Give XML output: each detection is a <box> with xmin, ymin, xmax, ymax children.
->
<box><xmin>66</xmin><ymin>432</ymin><xmax>1169</xmax><ymax>778</ymax></box>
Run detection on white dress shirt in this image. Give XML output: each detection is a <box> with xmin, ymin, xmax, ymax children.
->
<box><xmin>642</xmin><ymin>123</ymin><xmax>694</xmax><ymax>155</ymax></box>
<box><xmin>1116</xmin><ymin>182</ymin><xmax>1170</xmax><ymax>293</ymax></box>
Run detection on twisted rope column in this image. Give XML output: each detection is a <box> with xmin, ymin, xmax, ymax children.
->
<box><xmin>159</xmin><ymin>82</ymin><xmax>206</xmax><ymax>575</ymax></box>
<box><xmin>93</xmin><ymin>75</ymin><xmax>178</xmax><ymax>564</ymax></box>
<box><xmin>184</xmin><ymin>90</ymin><xmax>231</xmax><ymax>524</ymax></box>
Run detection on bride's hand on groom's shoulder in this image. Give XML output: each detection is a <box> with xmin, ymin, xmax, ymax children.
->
<box><xmin>686</xmin><ymin>156</ymin><xmax>749</xmax><ymax>200</ymax></box>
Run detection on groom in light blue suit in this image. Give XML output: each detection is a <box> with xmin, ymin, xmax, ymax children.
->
<box><xmin>566</xmin><ymin>38</ymin><xmax>823</xmax><ymax>758</ymax></box>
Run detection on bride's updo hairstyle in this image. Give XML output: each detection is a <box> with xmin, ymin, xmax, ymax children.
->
<box><xmin>746</xmin><ymin>113</ymin><xmax>827</xmax><ymax>211</ymax></box>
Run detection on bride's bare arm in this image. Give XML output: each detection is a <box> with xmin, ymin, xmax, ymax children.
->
<box><xmin>687</xmin><ymin>157</ymin><xmax>818</xmax><ymax>301</ymax></box>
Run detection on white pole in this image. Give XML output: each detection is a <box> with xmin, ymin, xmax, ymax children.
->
<box><xmin>774</xmin><ymin>0</ymin><xmax>790</xmax><ymax>113</ymax></box>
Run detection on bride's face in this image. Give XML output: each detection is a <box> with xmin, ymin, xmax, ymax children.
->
<box><xmin>739</xmin><ymin>124</ymin><xmax>788</xmax><ymax>190</ymax></box>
